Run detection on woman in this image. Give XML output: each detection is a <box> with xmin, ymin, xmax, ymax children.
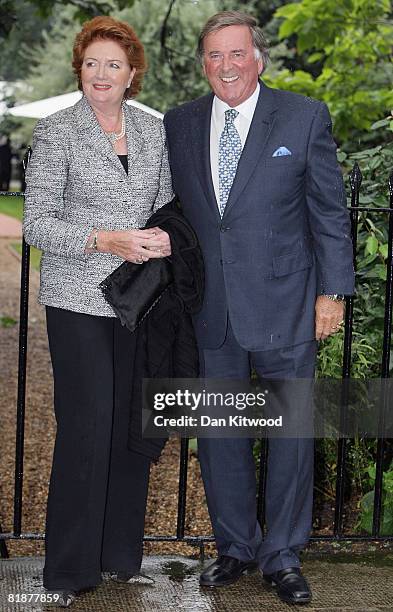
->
<box><xmin>23</xmin><ymin>16</ymin><xmax>173</xmax><ymax>607</ymax></box>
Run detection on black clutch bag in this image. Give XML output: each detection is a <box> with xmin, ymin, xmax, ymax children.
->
<box><xmin>99</xmin><ymin>258</ymin><xmax>173</xmax><ymax>332</ymax></box>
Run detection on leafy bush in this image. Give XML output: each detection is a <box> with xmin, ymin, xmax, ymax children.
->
<box><xmin>358</xmin><ymin>461</ymin><xmax>393</xmax><ymax>536</ymax></box>
<box><xmin>317</xmin><ymin>115</ymin><xmax>393</xmax><ymax>379</ymax></box>
<box><xmin>313</xmin><ymin>116</ymin><xmax>393</xmax><ymax>531</ymax></box>
<box><xmin>267</xmin><ymin>0</ymin><xmax>393</xmax><ymax>147</ymax></box>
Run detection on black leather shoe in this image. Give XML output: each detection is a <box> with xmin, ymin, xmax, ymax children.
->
<box><xmin>200</xmin><ymin>555</ymin><xmax>258</xmax><ymax>587</ymax></box>
<box><xmin>110</xmin><ymin>572</ymin><xmax>155</xmax><ymax>585</ymax></box>
<box><xmin>263</xmin><ymin>567</ymin><xmax>311</xmax><ymax>604</ymax></box>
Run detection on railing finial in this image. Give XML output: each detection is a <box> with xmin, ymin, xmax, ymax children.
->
<box><xmin>349</xmin><ymin>161</ymin><xmax>362</xmax><ymax>194</ymax></box>
<box><xmin>22</xmin><ymin>147</ymin><xmax>32</xmax><ymax>174</ymax></box>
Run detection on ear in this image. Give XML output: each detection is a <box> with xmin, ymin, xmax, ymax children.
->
<box><xmin>257</xmin><ymin>58</ymin><xmax>264</xmax><ymax>75</ymax></box>
<box><xmin>128</xmin><ymin>67</ymin><xmax>137</xmax><ymax>88</ymax></box>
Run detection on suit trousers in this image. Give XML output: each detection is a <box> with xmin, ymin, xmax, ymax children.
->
<box><xmin>197</xmin><ymin>320</ymin><xmax>316</xmax><ymax>574</ymax></box>
<box><xmin>44</xmin><ymin>307</ymin><xmax>151</xmax><ymax>591</ymax></box>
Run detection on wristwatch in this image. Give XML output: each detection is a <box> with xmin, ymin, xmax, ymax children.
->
<box><xmin>324</xmin><ymin>294</ymin><xmax>345</xmax><ymax>302</ymax></box>
<box><xmin>88</xmin><ymin>229</ymin><xmax>98</xmax><ymax>251</ymax></box>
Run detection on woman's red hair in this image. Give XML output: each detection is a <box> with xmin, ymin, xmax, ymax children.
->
<box><xmin>72</xmin><ymin>16</ymin><xmax>147</xmax><ymax>99</ymax></box>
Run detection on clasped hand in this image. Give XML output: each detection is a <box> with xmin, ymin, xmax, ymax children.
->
<box><xmin>103</xmin><ymin>226</ymin><xmax>171</xmax><ymax>264</ymax></box>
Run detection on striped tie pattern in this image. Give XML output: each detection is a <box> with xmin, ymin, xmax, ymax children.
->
<box><xmin>218</xmin><ymin>108</ymin><xmax>242</xmax><ymax>217</ymax></box>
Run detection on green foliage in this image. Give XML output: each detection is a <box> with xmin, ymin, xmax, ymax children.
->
<box><xmin>0</xmin><ymin>195</ymin><xmax>24</xmax><ymax>219</ymax></box>
<box><xmin>315</xmin><ymin>117</ymin><xmax>392</xmax><ymax>533</ymax></box>
<box><xmin>4</xmin><ymin>0</ymin><xmax>276</xmax><ymax>118</ymax></box>
<box><xmin>317</xmin><ymin>332</ymin><xmax>377</xmax><ymax>379</ymax></box>
<box><xmin>344</xmin><ymin>118</ymin><xmax>393</xmax><ymax>374</ymax></box>
<box><xmin>358</xmin><ymin>461</ymin><xmax>393</xmax><ymax>535</ymax></box>
<box><xmin>0</xmin><ymin>0</ymin><xmax>134</xmax><ymax>29</ymax></box>
<box><xmin>0</xmin><ymin>196</ymin><xmax>41</xmax><ymax>269</ymax></box>
<box><xmin>0</xmin><ymin>0</ymin><xmax>136</xmax><ymax>80</ymax></box>
<box><xmin>267</xmin><ymin>0</ymin><xmax>393</xmax><ymax>145</ymax></box>
<box><xmin>11</xmin><ymin>241</ymin><xmax>42</xmax><ymax>270</ymax></box>
<box><xmin>1</xmin><ymin>5</ymin><xmax>82</xmax><ymax>143</ymax></box>
<box><xmin>118</xmin><ymin>0</ymin><xmax>250</xmax><ymax>112</ymax></box>
<box><xmin>117</xmin><ymin>0</ymin><xmax>289</xmax><ymax>112</ymax></box>
<box><xmin>0</xmin><ymin>0</ymin><xmax>20</xmax><ymax>38</ymax></box>
<box><xmin>30</xmin><ymin>0</ymin><xmax>115</xmax><ymax>19</ymax></box>
<box><xmin>316</xmin><ymin>115</ymin><xmax>393</xmax><ymax>381</ymax></box>
<box><xmin>20</xmin><ymin>6</ymin><xmax>80</xmax><ymax>102</ymax></box>
<box><xmin>0</xmin><ymin>315</ymin><xmax>17</xmax><ymax>327</ymax></box>
<box><xmin>0</xmin><ymin>0</ymin><xmax>51</xmax><ymax>80</ymax></box>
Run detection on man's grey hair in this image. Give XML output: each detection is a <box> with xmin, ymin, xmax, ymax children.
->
<box><xmin>196</xmin><ymin>11</ymin><xmax>269</xmax><ymax>72</ymax></box>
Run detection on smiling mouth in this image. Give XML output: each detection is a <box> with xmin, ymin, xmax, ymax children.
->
<box><xmin>93</xmin><ymin>84</ymin><xmax>111</xmax><ymax>90</ymax></box>
<box><xmin>220</xmin><ymin>76</ymin><xmax>239</xmax><ymax>83</ymax></box>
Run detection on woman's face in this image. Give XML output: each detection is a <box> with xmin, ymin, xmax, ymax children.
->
<box><xmin>81</xmin><ymin>39</ymin><xmax>136</xmax><ymax>109</ymax></box>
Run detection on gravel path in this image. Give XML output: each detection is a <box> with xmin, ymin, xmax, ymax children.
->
<box><xmin>0</xmin><ymin>237</ymin><xmax>213</xmax><ymax>558</ymax></box>
<box><xmin>0</xmin><ymin>214</ymin><xmax>22</xmax><ymax>238</ymax></box>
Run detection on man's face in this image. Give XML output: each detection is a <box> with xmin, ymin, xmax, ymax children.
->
<box><xmin>202</xmin><ymin>25</ymin><xmax>263</xmax><ymax>107</ymax></box>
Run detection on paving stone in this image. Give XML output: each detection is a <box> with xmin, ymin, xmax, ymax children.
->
<box><xmin>1</xmin><ymin>555</ymin><xmax>393</xmax><ymax>612</ymax></box>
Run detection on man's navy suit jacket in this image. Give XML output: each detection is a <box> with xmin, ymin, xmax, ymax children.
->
<box><xmin>164</xmin><ymin>82</ymin><xmax>355</xmax><ymax>351</ymax></box>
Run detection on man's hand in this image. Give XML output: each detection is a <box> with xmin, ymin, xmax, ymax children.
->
<box><xmin>96</xmin><ymin>228</ymin><xmax>171</xmax><ymax>264</ymax></box>
<box><xmin>315</xmin><ymin>295</ymin><xmax>345</xmax><ymax>341</ymax></box>
<box><xmin>147</xmin><ymin>226</ymin><xmax>171</xmax><ymax>257</ymax></box>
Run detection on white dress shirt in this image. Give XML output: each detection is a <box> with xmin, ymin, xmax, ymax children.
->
<box><xmin>210</xmin><ymin>83</ymin><xmax>260</xmax><ymax>207</ymax></box>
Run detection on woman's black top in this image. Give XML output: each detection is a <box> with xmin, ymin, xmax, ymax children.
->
<box><xmin>118</xmin><ymin>154</ymin><xmax>128</xmax><ymax>174</ymax></box>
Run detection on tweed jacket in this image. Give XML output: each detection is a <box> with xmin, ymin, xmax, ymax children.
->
<box><xmin>23</xmin><ymin>95</ymin><xmax>174</xmax><ymax>316</ymax></box>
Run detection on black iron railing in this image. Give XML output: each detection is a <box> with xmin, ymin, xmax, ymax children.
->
<box><xmin>1</xmin><ymin>157</ymin><xmax>393</xmax><ymax>559</ymax></box>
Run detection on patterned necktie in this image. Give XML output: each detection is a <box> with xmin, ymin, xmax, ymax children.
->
<box><xmin>218</xmin><ymin>108</ymin><xmax>242</xmax><ymax>217</ymax></box>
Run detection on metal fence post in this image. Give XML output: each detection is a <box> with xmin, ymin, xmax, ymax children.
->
<box><xmin>372</xmin><ymin>172</ymin><xmax>393</xmax><ymax>535</ymax></box>
<box><xmin>334</xmin><ymin>163</ymin><xmax>361</xmax><ymax>537</ymax></box>
<box><xmin>12</xmin><ymin>149</ymin><xmax>31</xmax><ymax>536</ymax></box>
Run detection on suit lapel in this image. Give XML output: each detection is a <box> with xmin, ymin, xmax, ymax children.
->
<box><xmin>124</xmin><ymin>104</ymin><xmax>143</xmax><ymax>179</ymax></box>
<box><xmin>74</xmin><ymin>96</ymin><xmax>143</xmax><ymax>179</ymax></box>
<box><xmin>190</xmin><ymin>94</ymin><xmax>221</xmax><ymax>221</ymax></box>
<box><xmin>223</xmin><ymin>82</ymin><xmax>278</xmax><ymax>217</ymax></box>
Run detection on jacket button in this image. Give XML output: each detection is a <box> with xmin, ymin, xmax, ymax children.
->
<box><xmin>220</xmin><ymin>226</ymin><xmax>230</xmax><ymax>232</ymax></box>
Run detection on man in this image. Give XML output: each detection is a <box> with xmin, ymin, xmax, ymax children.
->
<box><xmin>164</xmin><ymin>11</ymin><xmax>354</xmax><ymax>605</ymax></box>
<box><xmin>0</xmin><ymin>136</ymin><xmax>12</xmax><ymax>191</ymax></box>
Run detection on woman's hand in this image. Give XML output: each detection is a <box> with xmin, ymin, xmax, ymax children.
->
<box><xmin>96</xmin><ymin>228</ymin><xmax>171</xmax><ymax>264</ymax></box>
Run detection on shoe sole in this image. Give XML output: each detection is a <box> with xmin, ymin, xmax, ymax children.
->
<box><xmin>199</xmin><ymin>565</ymin><xmax>258</xmax><ymax>588</ymax></box>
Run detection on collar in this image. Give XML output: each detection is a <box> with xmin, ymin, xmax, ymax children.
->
<box><xmin>72</xmin><ymin>95</ymin><xmax>143</xmax><ymax>176</ymax></box>
<box><xmin>73</xmin><ymin>95</ymin><xmax>142</xmax><ymax>136</ymax></box>
<box><xmin>212</xmin><ymin>82</ymin><xmax>260</xmax><ymax>122</ymax></box>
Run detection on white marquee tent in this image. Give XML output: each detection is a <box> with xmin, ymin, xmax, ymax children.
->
<box><xmin>7</xmin><ymin>90</ymin><xmax>163</xmax><ymax>119</ymax></box>
<box><xmin>0</xmin><ymin>81</ymin><xmax>15</xmax><ymax>116</ymax></box>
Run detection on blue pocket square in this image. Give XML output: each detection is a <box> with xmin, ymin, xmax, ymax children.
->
<box><xmin>272</xmin><ymin>146</ymin><xmax>292</xmax><ymax>157</ymax></box>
